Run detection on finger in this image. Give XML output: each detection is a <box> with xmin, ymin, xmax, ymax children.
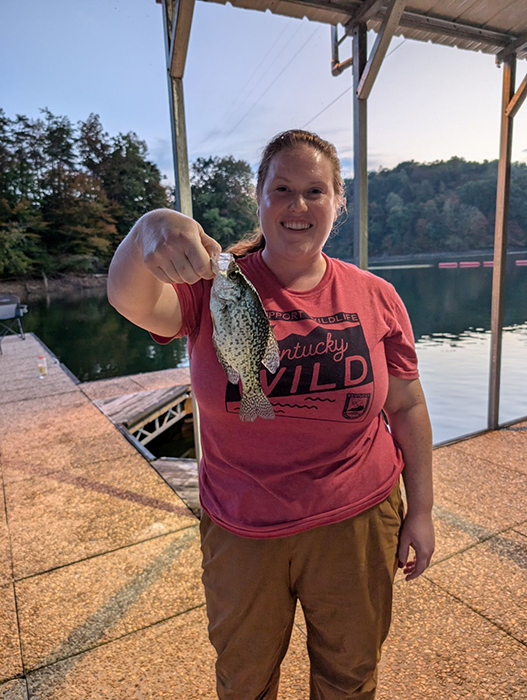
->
<box><xmin>185</xmin><ymin>240</ymin><xmax>217</xmax><ymax>280</ymax></box>
<box><xmin>149</xmin><ymin>265</ymin><xmax>183</xmax><ymax>285</ymax></box>
<box><xmin>199</xmin><ymin>227</ymin><xmax>222</xmax><ymax>258</ymax></box>
<box><xmin>172</xmin><ymin>254</ymin><xmax>204</xmax><ymax>285</ymax></box>
<box><xmin>397</xmin><ymin>539</ymin><xmax>410</xmax><ymax>568</ymax></box>
<box><xmin>405</xmin><ymin>554</ymin><xmax>430</xmax><ymax>581</ymax></box>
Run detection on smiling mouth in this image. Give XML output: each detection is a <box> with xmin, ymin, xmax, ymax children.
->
<box><xmin>281</xmin><ymin>221</ymin><xmax>312</xmax><ymax>230</ymax></box>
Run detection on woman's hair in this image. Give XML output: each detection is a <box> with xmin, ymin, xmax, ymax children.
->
<box><xmin>227</xmin><ymin>129</ymin><xmax>346</xmax><ymax>257</ymax></box>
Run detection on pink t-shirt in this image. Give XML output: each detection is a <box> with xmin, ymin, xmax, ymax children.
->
<box><xmin>152</xmin><ymin>251</ymin><xmax>419</xmax><ymax>538</ymax></box>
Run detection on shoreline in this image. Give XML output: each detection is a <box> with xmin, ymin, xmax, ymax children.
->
<box><xmin>0</xmin><ymin>273</ymin><xmax>108</xmax><ymax>300</ymax></box>
<box><xmin>1</xmin><ymin>247</ymin><xmax>526</xmax><ymax>300</ymax></box>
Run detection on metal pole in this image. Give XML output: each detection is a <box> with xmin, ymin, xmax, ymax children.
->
<box><xmin>168</xmin><ymin>76</ymin><xmax>193</xmax><ymax>217</ymax></box>
<box><xmin>353</xmin><ymin>24</ymin><xmax>368</xmax><ymax>270</ymax></box>
<box><xmin>488</xmin><ymin>56</ymin><xmax>516</xmax><ymax>430</ymax></box>
<box><xmin>161</xmin><ymin>0</ymin><xmax>202</xmax><ymax>466</ymax></box>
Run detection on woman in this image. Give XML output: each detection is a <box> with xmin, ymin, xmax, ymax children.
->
<box><xmin>107</xmin><ymin>130</ymin><xmax>435</xmax><ymax>699</ymax></box>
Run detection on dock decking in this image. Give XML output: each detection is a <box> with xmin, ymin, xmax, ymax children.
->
<box><xmin>1</xmin><ymin>333</ymin><xmax>526</xmax><ymax>699</ymax></box>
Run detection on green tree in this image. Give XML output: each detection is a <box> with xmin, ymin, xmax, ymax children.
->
<box><xmin>190</xmin><ymin>156</ymin><xmax>259</xmax><ymax>248</ymax></box>
<box><xmin>327</xmin><ymin>157</ymin><xmax>527</xmax><ymax>259</ymax></box>
<box><xmin>99</xmin><ymin>132</ymin><xmax>169</xmax><ymax>244</ymax></box>
<box><xmin>77</xmin><ymin>113</ymin><xmax>111</xmax><ymax>179</ymax></box>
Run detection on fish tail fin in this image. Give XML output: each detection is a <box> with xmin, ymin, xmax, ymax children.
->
<box><xmin>239</xmin><ymin>387</ymin><xmax>275</xmax><ymax>422</ymax></box>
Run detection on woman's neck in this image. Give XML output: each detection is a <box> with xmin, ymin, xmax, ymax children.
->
<box><xmin>261</xmin><ymin>249</ymin><xmax>327</xmax><ymax>291</ymax></box>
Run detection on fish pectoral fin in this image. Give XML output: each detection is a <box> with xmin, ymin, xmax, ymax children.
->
<box><xmin>213</xmin><ymin>337</ymin><xmax>240</xmax><ymax>384</ymax></box>
<box><xmin>262</xmin><ymin>329</ymin><xmax>280</xmax><ymax>374</ymax></box>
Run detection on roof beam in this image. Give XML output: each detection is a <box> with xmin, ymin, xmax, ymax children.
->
<box><xmin>345</xmin><ymin>0</ymin><xmax>385</xmax><ymax>32</ymax></box>
<box><xmin>396</xmin><ymin>9</ymin><xmax>511</xmax><ymax>49</ymax></box>
<box><xmin>496</xmin><ymin>34</ymin><xmax>527</xmax><ymax>65</ymax></box>
<box><xmin>356</xmin><ymin>0</ymin><xmax>406</xmax><ymax>100</ymax></box>
<box><xmin>223</xmin><ymin>0</ymin><xmax>521</xmax><ymax>55</ymax></box>
<box><xmin>505</xmin><ymin>72</ymin><xmax>527</xmax><ymax>119</ymax></box>
<box><xmin>301</xmin><ymin>0</ymin><xmax>512</xmax><ymax>50</ymax></box>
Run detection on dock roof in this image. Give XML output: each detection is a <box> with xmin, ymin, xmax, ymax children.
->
<box><xmin>199</xmin><ymin>0</ymin><xmax>527</xmax><ymax>61</ymax></box>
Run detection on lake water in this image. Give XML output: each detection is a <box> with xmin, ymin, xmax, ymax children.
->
<box><xmin>18</xmin><ymin>258</ymin><xmax>527</xmax><ymax>446</ymax></box>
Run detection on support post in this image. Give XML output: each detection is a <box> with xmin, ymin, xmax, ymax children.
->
<box><xmin>488</xmin><ymin>56</ymin><xmax>516</xmax><ymax>430</ymax></box>
<box><xmin>161</xmin><ymin>0</ymin><xmax>201</xmax><ymax>465</ymax></box>
<box><xmin>353</xmin><ymin>24</ymin><xmax>368</xmax><ymax>270</ymax></box>
<box><xmin>168</xmin><ymin>76</ymin><xmax>193</xmax><ymax>216</ymax></box>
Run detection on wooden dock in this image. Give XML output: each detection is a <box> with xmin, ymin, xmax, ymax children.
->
<box><xmin>1</xmin><ymin>333</ymin><xmax>527</xmax><ymax>699</ymax></box>
<box><xmin>80</xmin><ymin>369</ymin><xmax>200</xmax><ymax>516</ymax></box>
<box><xmin>94</xmin><ymin>384</ymin><xmax>191</xmax><ymax>442</ymax></box>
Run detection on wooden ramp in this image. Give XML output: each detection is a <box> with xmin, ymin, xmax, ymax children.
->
<box><xmin>94</xmin><ymin>384</ymin><xmax>191</xmax><ymax>445</ymax></box>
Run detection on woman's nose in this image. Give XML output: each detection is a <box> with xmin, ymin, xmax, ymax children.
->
<box><xmin>289</xmin><ymin>194</ymin><xmax>308</xmax><ymax>212</ymax></box>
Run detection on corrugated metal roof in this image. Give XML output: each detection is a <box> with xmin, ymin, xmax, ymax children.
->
<box><xmin>200</xmin><ymin>0</ymin><xmax>527</xmax><ymax>60</ymax></box>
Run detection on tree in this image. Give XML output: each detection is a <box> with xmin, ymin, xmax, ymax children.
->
<box><xmin>77</xmin><ymin>113</ymin><xmax>111</xmax><ymax>179</ymax></box>
<box><xmin>326</xmin><ymin>157</ymin><xmax>527</xmax><ymax>259</ymax></box>
<box><xmin>0</xmin><ymin>110</ymin><xmax>170</xmax><ymax>276</ymax></box>
<box><xmin>190</xmin><ymin>156</ymin><xmax>259</xmax><ymax>248</ymax></box>
<box><xmin>99</xmin><ymin>132</ymin><xmax>169</xmax><ymax>244</ymax></box>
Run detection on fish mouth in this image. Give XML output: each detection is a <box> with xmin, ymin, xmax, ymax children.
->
<box><xmin>211</xmin><ymin>252</ymin><xmax>232</xmax><ymax>275</ymax></box>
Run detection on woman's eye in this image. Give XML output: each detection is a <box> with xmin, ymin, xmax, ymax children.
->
<box><xmin>276</xmin><ymin>186</ymin><xmax>288</xmax><ymax>192</ymax></box>
<box><xmin>310</xmin><ymin>188</ymin><xmax>322</xmax><ymax>195</ymax></box>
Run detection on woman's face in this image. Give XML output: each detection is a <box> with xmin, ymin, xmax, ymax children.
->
<box><xmin>258</xmin><ymin>144</ymin><xmax>338</xmax><ymax>263</ymax></box>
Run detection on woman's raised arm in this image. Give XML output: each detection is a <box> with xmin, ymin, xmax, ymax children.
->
<box><xmin>107</xmin><ymin>208</ymin><xmax>221</xmax><ymax>337</ymax></box>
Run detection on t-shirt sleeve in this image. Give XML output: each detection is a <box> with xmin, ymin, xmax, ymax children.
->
<box><xmin>383</xmin><ymin>284</ymin><xmax>419</xmax><ymax>379</ymax></box>
<box><xmin>150</xmin><ymin>280</ymin><xmax>204</xmax><ymax>344</ymax></box>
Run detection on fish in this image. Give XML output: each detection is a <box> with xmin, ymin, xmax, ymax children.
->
<box><xmin>210</xmin><ymin>253</ymin><xmax>280</xmax><ymax>422</ymax></box>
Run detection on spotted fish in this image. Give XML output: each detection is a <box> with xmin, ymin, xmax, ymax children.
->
<box><xmin>210</xmin><ymin>253</ymin><xmax>280</xmax><ymax>421</ymax></box>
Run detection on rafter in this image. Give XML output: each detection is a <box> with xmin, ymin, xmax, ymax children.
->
<box><xmin>505</xmin><ymin>72</ymin><xmax>527</xmax><ymax>119</ymax></box>
<box><xmin>356</xmin><ymin>0</ymin><xmax>406</xmax><ymax>100</ymax></box>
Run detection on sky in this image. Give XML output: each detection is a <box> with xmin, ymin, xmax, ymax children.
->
<box><xmin>2</xmin><ymin>0</ymin><xmax>527</xmax><ymax>186</ymax></box>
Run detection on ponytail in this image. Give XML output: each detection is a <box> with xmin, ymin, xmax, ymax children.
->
<box><xmin>226</xmin><ymin>229</ymin><xmax>265</xmax><ymax>258</ymax></box>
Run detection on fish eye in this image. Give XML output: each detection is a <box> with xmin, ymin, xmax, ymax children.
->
<box><xmin>227</xmin><ymin>269</ymin><xmax>238</xmax><ymax>280</ymax></box>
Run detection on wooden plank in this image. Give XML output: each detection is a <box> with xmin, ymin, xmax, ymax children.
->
<box><xmin>151</xmin><ymin>458</ymin><xmax>200</xmax><ymax>516</ymax></box>
<box><xmin>94</xmin><ymin>385</ymin><xmax>189</xmax><ymax>426</ymax></box>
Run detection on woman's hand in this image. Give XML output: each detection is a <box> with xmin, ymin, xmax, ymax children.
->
<box><xmin>397</xmin><ymin>511</ymin><xmax>435</xmax><ymax>581</ymax></box>
<box><xmin>137</xmin><ymin>209</ymin><xmax>222</xmax><ymax>285</ymax></box>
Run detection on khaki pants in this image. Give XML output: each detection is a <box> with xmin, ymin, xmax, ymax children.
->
<box><xmin>199</xmin><ymin>478</ymin><xmax>404</xmax><ymax>700</ymax></box>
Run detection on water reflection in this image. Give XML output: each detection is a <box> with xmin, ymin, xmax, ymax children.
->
<box><xmin>19</xmin><ymin>262</ymin><xmax>526</xmax><ymax>443</ymax></box>
<box><xmin>23</xmin><ymin>288</ymin><xmax>188</xmax><ymax>382</ymax></box>
<box><xmin>377</xmin><ymin>264</ymin><xmax>526</xmax><ymax>340</ymax></box>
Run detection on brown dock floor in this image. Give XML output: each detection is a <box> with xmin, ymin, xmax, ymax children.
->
<box><xmin>1</xmin><ymin>334</ymin><xmax>526</xmax><ymax>699</ymax></box>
